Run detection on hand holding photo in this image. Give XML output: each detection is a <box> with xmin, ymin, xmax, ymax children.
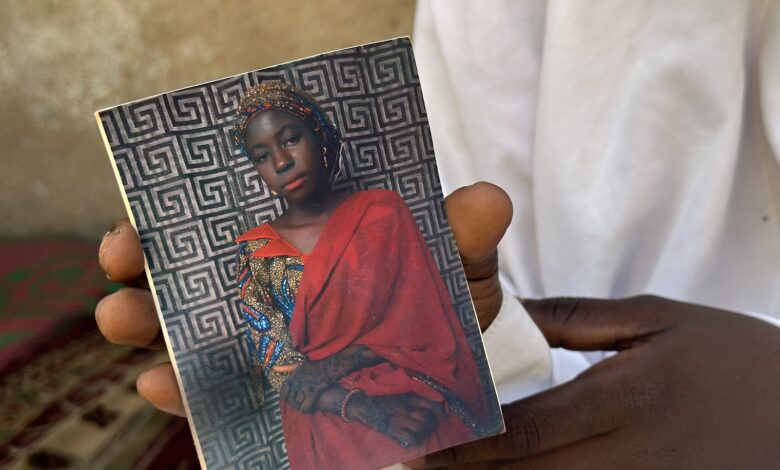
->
<box><xmin>97</xmin><ymin>38</ymin><xmax>503</xmax><ymax>469</ymax></box>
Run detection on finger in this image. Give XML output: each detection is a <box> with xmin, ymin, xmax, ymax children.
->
<box><xmin>423</xmin><ymin>373</ymin><xmax>631</xmax><ymax>467</ymax></box>
<box><xmin>287</xmin><ymin>389</ymin><xmax>306</xmax><ymax>411</ymax></box>
<box><xmin>302</xmin><ymin>396</ymin><xmax>318</xmax><ymax>413</ymax></box>
<box><xmin>407</xmin><ymin>411</ymin><xmax>439</xmax><ymax>445</ymax></box>
<box><xmin>137</xmin><ymin>362</ymin><xmax>185</xmax><ymax>417</ymax></box>
<box><xmin>445</xmin><ymin>182</ymin><xmax>511</xmax><ymax>329</ymax></box>
<box><xmin>407</xmin><ymin>406</ymin><xmax>439</xmax><ymax>430</ymax></box>
<box><xmin>280</xmin><ymin>381</ymin><xmax>291</xmax><ymax>400</ymax></box>
<box><xmin>447</xmin><ymin>463</ymin><xmax>515</xmax><ymax>470</ymax></box>
<box><xmin>408</xmin><ymin>407</ymin><xmax>438</xmax><ymax>427</ymax></box>
<box><xmin>498</xmin><ymin>433</ymin><xmax>622</xmax><ymax>470</ymax></box>
<box><xmin>445</xmin><ymin>182</ymin><xmax>513</xmax><ymax>266</ymax></box>
<box><xmin>390</xmin><ymin>426</ymin><xmax>417</xmax><ymax>448</ymax></box>
<box><xmin>408</xmin><ymin>395</ymin><xmax>446</xmax><ymax>421</ymax></box>
<box><xmin>99</xmin><ymin>218</ymin><xmax>146</xmax><ymax>282</ymax></box>
<box><xmin>408</xmin><ymin>459</ymin><xmax>512</xmax><ymax>470</ymax></box>
<box><xmin>400</xmin><ymin>415</ymin><xmax>426</xmax><ymax>433</ymax></box>
<box><xmin>95</xmin><ymin>287</ymin><xmax>162</xmax><ymax>348</ymax></box>
<box><xmin>522</xmin><ymin>296</ymin><xmax>674</xmax><ymax>351</ymax></box>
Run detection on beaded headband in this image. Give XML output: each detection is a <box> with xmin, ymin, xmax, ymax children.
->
<box><xmin>231</xmin><ymin>82</ymin><xmax>342</xmax><ymax>181</ymax></box>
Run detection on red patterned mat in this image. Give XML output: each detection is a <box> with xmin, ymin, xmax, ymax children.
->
<box><xmin>0</xmin><ymin>239</ymin><xmax>119</xmax><ymax>373</ymax></box>
<box><xmin>0</xmin><ymin>239</ymin><xmax>198</xmax><ymax>469</ymax></box>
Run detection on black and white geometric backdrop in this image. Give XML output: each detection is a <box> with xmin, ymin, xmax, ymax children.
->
<box><xmin>98</xmin><ymin>38</ymin><xmax>499</xmax><ymax>469</ymax></box>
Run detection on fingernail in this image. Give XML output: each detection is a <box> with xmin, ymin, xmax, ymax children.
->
<box><xmin>101</xmin><ymin>226</ymin><xmax>115</xmax><ymax>241</ymax></box>
<box><xmin>101</xmin><ymin>221</ymin><xmax>123</xmax><ymax>246</ymax></box>
<box><xmin>100</xmin><ymin>222</ymin><xmax>124</xmax><ymax>272</ymax></box>
<box><xmin>109</xmin><ymin>220</ymin><xmax>123</xmax><ymax>235</ymax></box>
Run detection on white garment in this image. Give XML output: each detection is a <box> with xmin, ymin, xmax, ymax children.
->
<box><xmin>413</xmin><ymin>0</ymin><xmax>780</xmax><ymax>404</ymax></box>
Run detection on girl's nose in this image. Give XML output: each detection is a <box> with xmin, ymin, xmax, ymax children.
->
<box><xmin>273</xmin><ymin>150</ymin><xmax>294</xmax><ymax>173</ymax></box>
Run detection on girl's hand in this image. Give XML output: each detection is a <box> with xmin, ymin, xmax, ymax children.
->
<box><xmin>346</xmin><ymin>392</ymin><xmax>446</xmax><ymax>448</ymax></box>
<box><xmin>279</xmin><ymin>359</ymin><xmax>326</xmax><ymax>413</ymax></box>
<box><xmin>95</xmin><ymin>183</ymin><xmax>512</xmax><ymax>416</ymax></box>
<box><xmin>281</xmin><ymin>345</ymin><xmax>385</xmax><ymax>413</ymax></box>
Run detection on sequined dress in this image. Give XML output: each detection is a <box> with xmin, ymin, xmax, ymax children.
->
<box><xmin>236</xmin><ymin>225</ymin><xmax>308</xmax><ymax>401</ymax></box>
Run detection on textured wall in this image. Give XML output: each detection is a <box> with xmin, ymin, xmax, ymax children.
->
<box><xmin>0</xmin><ymin>0</ymin><xmax>416</xmax><ymax>239</ymax></box>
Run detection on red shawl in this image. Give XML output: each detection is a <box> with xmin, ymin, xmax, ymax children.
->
<box><xmin>263</xmin><ymin>190</ymin><xmax>492</xmax><ymax>469</ymax></box>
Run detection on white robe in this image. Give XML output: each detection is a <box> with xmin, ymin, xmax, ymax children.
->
<box><xmin>413</xmin><ymin>0</ymin><xmax>780</xmax><ymax>403</ymax></box>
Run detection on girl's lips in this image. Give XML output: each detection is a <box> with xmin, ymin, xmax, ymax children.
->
<box><xmin>284</xmin><ymin>175</ymin><xmax>306</xmax><ymax>191</ymax></box>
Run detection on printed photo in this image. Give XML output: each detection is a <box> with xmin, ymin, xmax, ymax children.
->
<box><xmin>97</xmin><ymin>38</ymin><xmax>503</xmax><ymax>469</ymax></box>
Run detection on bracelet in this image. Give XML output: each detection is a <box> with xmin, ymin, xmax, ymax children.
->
<box><xmin>340</xmin><ymin>388</ymin><xmax>363</xmax><ymax>423</ymax></box>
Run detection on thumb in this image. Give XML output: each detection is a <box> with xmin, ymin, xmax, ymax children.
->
<box><xmin>445</xmin><ymin>181</ymin><xmax>512</xmax><ymax>267</ymax></box>
<box><xmin>522</xmin><ymin>295</ymin><xmax>675</xmax><ymax>351</ymax></box>
<box><xmin>445</xmin><ymin>182</ymin><xmax>512</xmax><ymax>329</ymax></box>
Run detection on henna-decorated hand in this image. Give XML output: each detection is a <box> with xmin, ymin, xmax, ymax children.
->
<box><xmin>280</xmin><ymin>345</ymin><xmax>385</xmax><ymax>413</ymax></box>
<box><xmin>346</xmin><ymin>392</ymin><xmax>446</xmax><ymax>448</ymax></box>
<box><xmin>280</xmin><ymin>359</ymin><xmax>334</xmax><ymax>413</ymax></box>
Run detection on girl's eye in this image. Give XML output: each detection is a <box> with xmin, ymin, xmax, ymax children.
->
<box><xmin>285</xmin><ymin>134</ymin><xmax>301</xmax><ymax>147</ymax></box>
<box><xmin>253</xmin><ymin>153</ymin><xmax>269</xmax><ymax>164</ymax></box>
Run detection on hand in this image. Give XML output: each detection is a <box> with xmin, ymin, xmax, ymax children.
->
<box><xmin>281</xmin><ymin>345</ymin><xmax>385</xmax><ymax>413</ymax></box>
<box><xmin>94</xmin><ymin>182</ymin><xmax>512</xmax><ymax>416</ymax></box>
<box><xmin>346</xmin><ymin>392</ymin><xmax>446</xmax><ymax>448</ymax></box>
<box><xmin>95</xmin><ymin>219</ymin><xmax>185</xmax><ymax>416</ymax></box>
<box><xmin>418</xmin><ymin>296</ymin><xmax>780</xmax><ymax>469</ymax></box>
<box><xmin>279</xmin><ymin>359</ymin><xmax>332</xmax><ymax>413</ymax></box>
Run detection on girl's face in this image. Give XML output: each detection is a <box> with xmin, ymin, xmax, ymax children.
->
<box><xmin>243</xmin><ymin>109</ymin><xmax>329</xmax><ymax>202</ymax></box>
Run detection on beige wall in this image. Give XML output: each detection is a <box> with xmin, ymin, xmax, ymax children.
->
<box><xmin>0</xmin><ymin>0</ymin><xmax>416</xmax><ymax>239</ymax></box>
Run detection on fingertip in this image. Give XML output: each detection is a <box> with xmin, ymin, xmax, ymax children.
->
<box><xmin>99</xmin><ymin>218</ymin><xmax>145</xmax><ymax>282</ymax></box>
<box><xmin>445</xmin><ymin>182</ymin><xmax>513</xmax><ymax>263</ymax></box>
<box><xmin>95</xmin><ymin>288</ymin><xmax>160</xmax><ymax>347</ymax></box>
<box><xmin>137</xmin><ymin>363</ymin><xmax>185</xmax><ymax>417</ymax></box>
<box><xmin>469</xmin><ymin>181</ymin><xmax>513</xmax><ymax>225</ymax></box>
<box><xmin>446</xmin><ymin>182</ymin><xmax>513</xmax><ymax>225</ymax></box>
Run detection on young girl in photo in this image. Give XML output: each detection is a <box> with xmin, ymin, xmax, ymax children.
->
<box><xmin>232</xmin><ymin>82</ymin><xmax>492</xmax><ymax>469</ymax></box>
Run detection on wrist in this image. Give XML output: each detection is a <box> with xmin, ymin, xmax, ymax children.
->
<box><xmin>341</xmin><ymin>388</ymin><xmax>364</xmax><ymax>423</ymax></box>
<box><xmin>344</xmin><ymin>390</ymin><xmax>371</xmax><ymax>426</ymax></box>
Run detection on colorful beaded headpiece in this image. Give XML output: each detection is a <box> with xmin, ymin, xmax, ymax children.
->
<box><xmin>231</xmin><ymin>82</ymin><xmax>342</xmax><ymax>181</ymax></box>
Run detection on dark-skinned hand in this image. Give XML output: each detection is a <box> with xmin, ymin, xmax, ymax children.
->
<box><xmin>415</xmin><ymin>295</ymin><xmax>780</xmax><ymax>469</ymax></box>
<box><xmin>95</xmin><ymin>182</ymin><xmax>512</xmax><ymax>417</ymax></box>
<box><xmin>280</xmin><ymin>344</ymin><xmax>385</xmax><ymax>413</ymax></box>
<box><xmin>345</xmin><ymin>392</ymin><xmax>446</xmax><ymax>449</ymax></box>
<box><xmin>280</xmin><ymin>357</ymin><xmax>340</xmax><ymax>414</ymax></box>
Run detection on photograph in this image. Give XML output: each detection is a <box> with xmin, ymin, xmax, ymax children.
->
<box><xmin>97</xmin><ymin>38</ymin><xmax>503</xmax><ymax>469</ymax></box>
<box><xmin>5</xmin><ymin>1</ymin><xmax>779</xmax><ymax>469</ymax></box>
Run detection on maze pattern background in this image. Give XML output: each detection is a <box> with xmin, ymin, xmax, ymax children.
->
<box><xmin>99</xmin><ymin>38</ymin><xmax>500</xmax><ymax>469</ymax></box>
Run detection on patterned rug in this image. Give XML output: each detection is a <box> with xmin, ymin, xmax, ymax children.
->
<box><xmin>0</xmin><ymin>239</ymin><xmax>198</xmax><ymax>469</ymax></box>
